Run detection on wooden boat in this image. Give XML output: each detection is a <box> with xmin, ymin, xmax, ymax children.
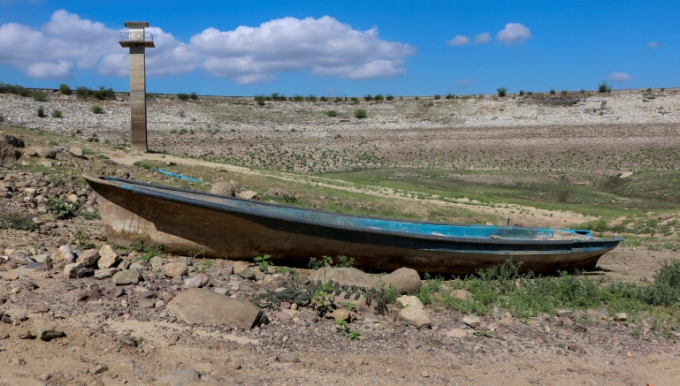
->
<box><xmin>83</xmin><ymin>174</ymin><xmax>622</xmax><ymax>274</ymax></box>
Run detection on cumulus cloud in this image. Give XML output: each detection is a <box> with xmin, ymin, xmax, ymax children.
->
<box><xmin>496</xmin><ymin>23</ymin><xmax>532</xmax><ymax>45</ymax></box>
<box><xmin>608</xmin><ymin>72</ymin><xmax>633</xmax><ymax>82</ymax></box>
<box><xmin>455</xmin><ymin>78</ymin><xmax>475</xmax><ymax>86</ymax></box>
<box><xmin>189</xmin><ymin>16</ymin><xmax>415</xmax><ymax>83</ymax></box>
<box><xmin>474</xmin><ymin>32</ymin><xmax>491</xmax><ymax>44</ymax></box>
<box><xmin>647</xmin><ymin>41</ymin><xmax>659</xmax><ymax>48</ymax></box>
<box><xmin>446</xmin><ymin>35</ymin><xmax>470</xmax><ymax>46</ymax></box>
<box><xmin>0</xmin><ymin>11</ymin><xmax>415</xmax><ymax>84</ymax></box>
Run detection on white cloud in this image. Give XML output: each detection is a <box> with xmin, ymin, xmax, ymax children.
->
<box><xmin>647</xmin><ymin>41</ymin><xmax>659</xmax><ymax>48</ymax></box>
<box><xmin>455</xmin><ymin>78</ymin><xmax>475</xmax><ymax>86</ymax></box>
<box><xmin>474</xmin><ymin>32</ymin><xmax>491</xmax><ymax>44</ymax></box>
<box><xmin>446</xmin><ymin>35</ymin><xmax>470</xmax><ymax>46</ymax></box>
<box><xmin>189</xmin><ymin>16</ymin><xmax>415</xmax><ymax>83</ymax></box>
<box><xmin>496</xmin><ymin>23</ymin><xmax>532</xmax><ymax>45</ymax></box>
<box><xmin>608</xmin><ymin>72</ymin><xmax>633</xmax><ymax>82</ymax></box>
<box><xmin>26</xmin><ymin>60</ymin><xmax>74</xmax><ymax>79</ymax></box>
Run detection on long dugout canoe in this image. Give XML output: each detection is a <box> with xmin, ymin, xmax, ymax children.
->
<box><xmin>83</xmin><ymin>174</ymin><xmax>622</xmax><ymax>274</ymax></box>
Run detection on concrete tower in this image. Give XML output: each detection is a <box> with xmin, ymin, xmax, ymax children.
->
<box><xmin>119</xmin><ymin>22</ymin><xmax>154</xmax><ymax>152</ymax></box>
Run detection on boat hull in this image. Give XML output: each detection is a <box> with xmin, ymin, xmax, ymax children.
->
<box><xmin>84</xmin><ymin>175</ymin><xmax>620</xmax><ymax>274</ymax></box>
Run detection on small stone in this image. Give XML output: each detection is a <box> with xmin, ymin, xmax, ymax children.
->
<box><xmin>139</xmin><ymin>299</ymin><xmax>155</xmax><ymax>308</ymax></box>
<box><xmin>380</xmin><ymin>267</ymin><xmax>421</xmax><ymax>294</ymax></box>
<box><xmin>64</xmin><ymin>262</ymin><xmax>83</xmax><ymax>279</ymax></box>
<box><xmin>69</xmin><ymin>147</ymin><xmax>85</xmax><ymax>158</ymax></box>
<box><xmin>118</xmin><ymin>335</ymin><xmax>137</xmax><ymax>347</ymax></box>
<box><xmin>9</xmin><ymin>251</ymin><xmax>34</xmax><ymax>265</ymax></box>
<box><xmin>93</xmin><ymin>364</ymin><xmax>109</xmax><ymax>374</ymax></box>
<box><xmin>157</xmin><ymin>368</ymin><xmax>200</xmax><ymax>386</ymax></box>
<box><xmin>42</xmin><ymin>256</ymin><xmax>53</xmax><ymax>271</ymax></box>
<box><xmin>97</xmin><ymin>245</ymin><xmax>120</xmax><ymax>269</ymax></box>
<box><xmin>238</xmin><ymin>190</ymin><xmax>259</xmax><ymax>200</ymax></box>
<box><xmin>328</xmin><ymin>308</ymin><xmax>351</xmax><ymax>322</ymax></box>
<box><xmin>421</xmin><ymin>371</ymin><xmax>430</xmax><ymax>378</ymax></box>
<box><xmin>238</xmin><ymin>267</ymin><xmax>256</xmax><ymax>280</ymax></box>
<box><xmin>184</xmin><ymin>276</ymin><xmax>202</xmax><ymax>288</ymax></box>
<box><xmin>614</xmin><ymin>313</ymin><xmax>627</xmax><ymax>322</ymax></box>
<box><xmin>149</xmin><ymin>256</ymin><xmax>163</xmax><ymax>270</ymax></box>
<box><xmin>112</xmin><ymin>269</ymin><xmax>141</xmax><ymax>286</ymax></box>
<box><xmin>445</xmin><ymin>328</ymin><xmax>468</xmax><ymax>338</ymax></box>
<box><xmin>397</xmin><ymin>295</ymin><xmax>424</xmax><ymax>310</ymax></box>
<box><xmin>163</xmin><ymin>262</ymin><xmax>188</xmax><ymax>278</ymax></box>
<box><xmin>51</xmin><ymin>245</ymin><xmax>75</xmax><ymax>264</ymax></box>
<box><xmin>276</xmin><ymin>353</ymin><xmax>301</xmax><ymax>363</ymax></box>
<box><xmin>492</xmin><ymin>306</ymin><xmax>502</xmax><ymax>320</ymax></box>
<box><xmin>399</xmin><ymin>306</ymin><xmax>431</xmax><ymax>328</ymax></box>
<box><xmin>556</xmin><ymin>309</ymin><xmax>574</xmax><ymax>318</ymax></box>
<box><xmin>213</xmin><ymin>288</ymin><xmax>229</xmax><ymax>296</ymax></box>
<box><xmin>94</xmin><ymin>268</ymin><xmax>117</xmax><ymax>280</ymax></box>
<box><xmin>18</xmin><ymin>330</ymin><xmax>35</xmax><ymax>339</ymax></box>
<box><xmin>463</xmin><ymin>315</ymin><xmax>481</xmax><ymax>328</ymax></box>
<box><xmin>39</xmin><ymin>373</ymin><xmax>51</xmax><ymax>381</ymax></box>
<box><xmin>31</xmin><ymin>320</ymin><xmax>65</xmax><ymax>341</ymax></box>
<box><xmin>659</xmin><ymin>213</ymin><xmax>673</xmax><ymax>220</ymax></box>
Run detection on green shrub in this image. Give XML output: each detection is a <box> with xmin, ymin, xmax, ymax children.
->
<box><xmin>550</xmin><ymin>89</ymin><xmax>556</xmax><ymax>95</ymax></box>
<box><xmin>293</xmin><ymin>94</ymin><xmax>304</xmax><ymax>102</ymax></box>
<box><xmin>364</xmin><ymin>94</ymin><xmax>373</xmax><ymax>101</ymax></box>
<box><xmin>646</xmin><ymin>260</ymin><xmax>680</xmax><ymax>306</ymax></box>
<box><xmin>414</xmin><ymin>96</ymin><xmax>420</xmax><ymax>101</ymax></box>
<box><xmin>320</xmin><ymin>96</ymin><xmax>328</xmax><ymax>102</ymax></box>
<box><xmin>434</xmin><ymin>94</ymin><xmax>441</xmax><ymax>100</ymax></box>
<box><xmin>47</xmin><ymin>197</ymin><xmax>79</xmax><ymax>219</ymax></box>
<box><xmin>0</xmin><ymin>214</ymin><xmax>38</xmax><ymax>231</ymax></box>
<box><xmin>518</xmin><ymin>90</ymin><xmax>525</xmax><ymax>96</ymax></box>
<box><xmin>179</xmin><ymin>128</ymin><xmax>188</xmax><ymax>135</ymax></box>
<box><xmin>334</xmin><ymin>97</ymin><xmax>343</xmax><ymax>103</ymax></box>
<box><xmin>354</xmin><ymin>109</ymin><xmax>367</xmax><ymax>119</ymax></box>
<box><xmin>497</xmin><ymin>88</ymin><xmax>507</xmax><ymax>97</ymax></box>
<box><xmin>374</xmin><ymin>94</ymin><xmax>384</xmax><ymax>102</ymax></box>
<box><xmin>271</xmin><ymin>92</ymin><xmax>286</xmax><ymax>101</ymax></box>
<box><xmin>58</xmin><ymin>84</ymin><xmax>72</xmax><ymax>95</ymax></box>
<box><xmin>254</xmin><ymin>95</ymin><xmax>266</xmax><ymax>106</ymax></box>
<box><xmin>93</xmin><ymin>86</ymin><xmax>115</xmax><ymax>100</ymax></box>
<box><xmin>527</xmin><ymin>91</ymin><xmax>533</xmax><ymax>95</ymax></box>
<box><xmin>37</xmin><ymin>106</ymin><xmax>46</xmax><ymax>118</ymax></box>
<box><xmin>189</xmin><ymin>92</ymin><xmax>198</xmax><ymax>100</ymax></box>
<box><xmin>327</xmin><ymin>110</ymin><xmax>337</xmax><ymax>117</ymax></box>
<box><xmin>91</xmin><ymin>105</ymin><xmax>104</xmax><ymax>114</ymax></box>
<box><xmin>177</xmin><ymin>93</ymin><xmax>189</xmax><ymax>100</ymax></box>
<box><xmin>32</xmin><ymin>90</ymin><xmax>47</xmax><ymax>101</ymax></box>
<box><xmin>598</xmin><ymin>80</ymin><xmax>612</xmax><ymax>93</ymax></box>
<box><xmin>51</xmin><ymin>110</ymin><xmax>62</xmax><ymax>118</ymax></box>
<box><xmin>350</xmin><ymin>97</ymin><xmax>359</xmax><ymax>104</ymax></box>
<box><xmin>75</xmin><ymin>86</ymin><xmax>91</xmax><ymax>99</ymax></box>
<box><xmin>386</xmin><ymin>94</ymin><xmax>394</xmax><ymax>101</ymax></box>
<box><xmin>561</xmin><ymin>90</ymin><xmax>568</xmax><ymax>96</ymax></box>
<box><xmin>307</xmin><ymin>94</ymin><xmax>317</xmax><ymax>102</ymax></box>
<box><xmin>445</xmin><ymin>92</ymin><xmax>455</xmax><ymax>99</ymax></box>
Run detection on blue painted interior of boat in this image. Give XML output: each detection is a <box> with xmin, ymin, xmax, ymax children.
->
<box><xmin>115</xmin><ymin>177</ymin><xmax>604</xmax><ymax>242</ymax></box>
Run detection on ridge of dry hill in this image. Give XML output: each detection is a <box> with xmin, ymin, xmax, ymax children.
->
<box><xmin>2</xmin><ymin>89</ymin><xmax>680</xmax><ymax>173</ymax></box>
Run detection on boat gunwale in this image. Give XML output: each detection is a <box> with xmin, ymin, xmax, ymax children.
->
<box><xmin>83</xmin><ymin>174</ymin><xmax>623</xmax><ymax>248</ymax></box>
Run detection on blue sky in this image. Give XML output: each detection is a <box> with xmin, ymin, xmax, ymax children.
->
<box><xmin>0</xmin><ymin>0</ymin><xmax>677</xmax><ymax>96</ymax></box>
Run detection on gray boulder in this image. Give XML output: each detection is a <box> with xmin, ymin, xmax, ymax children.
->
<box><xmin>210</xmin><ymin>180</ymin><xmax>239</xmax><ymax>197</ymax></box>
<box><xmin>112</xmin><ymin>269</ymin><xmax>141</xmax><ymax>285</ymax></box>
<box><xmin>69</xmin><ymin>147</ymin><xmax>85</xmax><ymax>158</ymax></box>
<box><xmin>167</xmin><ymin>288</ymin><xmax>265</xmax><ymax>329</ymax></box>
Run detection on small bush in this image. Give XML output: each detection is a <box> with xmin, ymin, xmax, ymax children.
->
<box><xmin>177</xmin><ymin>93</ymin><xmax>189</xmax><ymax>100</ymax></box>
<box><xmin>179</xmin><ymin>128</ymin><xmax>188</xmax><ymax>135</ymax></box>
<box><xmin>354</xmin><ymin>109</ymin><xmax>367</xmax><ymax>119</ymax></box>
<box><xmin>434</xmin><ymin>94</ymin><xmax>441</xmax><ymax>100</ymax></box>
<box><xmin>37</xmin><ymin>106</ymin><xmax>46</xmax><ymax>118</ymax></box>
<box><xmin>527</xmin><ymin>91</ymin><xmax>533</xmax><ymax>95</ymax></box>
<box><xmin>646</xmin><ymin>260</ymin><xmax>680</xmax><ymax>306</ymax></box>
<box><xmin>0</xmin><ymin>214</ymin><xmax>38</xmax><ymax>231</ymax></box>
<box><xmin>414</xmin><ymin>96</ymin><xmax>420</xmax><ymax>101</ymax></box>
<box><xmin>293</xmin><ymin>94</ymin><xmax>304</xmax><ymax>102</ymax></box>
<box><xmin>350</xmin><ymin>97</ymin><xmax>359</xmax><ymax>104</ymax></box>
<box><xmin>327</xmin><ymin>110</ymin><xmax>338</xmax><ymax>117</ymax></box>
<box><xmin>307</xmin><ymin>94</ymin><xmax>317</xmax><ymax>102</ymax></box>
<box><xmin>334</xmin><ymin>97</ymin><xmax>343</xmax><ymax>103</ymax></box>
<box><xmin>497</xmin><ymin>88</ymin><xmax>507</xmax><ymax>97</ymax></box>
<box><xmin>386</xmin><ymin>94</ymin><xmax>394</xmax><ymax>101</ymax></box>
<box><xmin>47</xmin><ymin>197</ymin><xmax>79</xmax><ymax>219</ymax></box>
<box><xmin>32</xmin><ymin>90</ymin><xmax>47</xmax><ymax>101</ymax></box>
<box><xmin>364</xmin><ymin>94</ymin><xmax>373</xmax><ymax>101</ymax></box>
<box><xmin>52</xmin><ymin>110</ymin><xmax>62</xmax><ymax>118</ymax></box>
<box><xmin>75</xmin><ymin>86</ymin><xmax>91</xmax><ymax>99</ymax></box>
<box><xmin>91</xmin><ymin>105</ymin><xmax>104</xmax><ymax>114</ymax></box>
<box><xmin>254</xmin><ymin>95</ymin><xmax>266</xmax><ymax>106</ymax></box>
<box><xmin>320</xmin><ymin>96</ymin><xmax>328</xmax><ymax>102</ymax></box>
<box><xmin>561</xmin><ymin>90</ymin><xmax>568</xmax><ymax>96</ymax></box>
<box><xmin>550</xmin><ymin>89</ymin><xmax>556</xmax><ymax>95</ymax></box>
<box><xmin>189</xmin><ymin>92</ymin><xmax>198</xmax><ymax>100</ymax></box>
<box><xmin>598</xmin><ymin>80</ymin><xmax>612</xmax><ymax>93</ymax></box>
<box><xmin>445</xmin><ymin>92</ymin><xmax>455</xmax><ymax>99</ymax></box>
<box><xmin>271</xmin><ymin>92</ymin><xmax>286</xmax><ymax>101</ymax></box>
<box><xmin>59</xmin><ymin>84</ymin><xmax>72</xmax><ymax>95</ymax></box>
<box><xmin>374</xmin><ymin>94</ymin><xmax>384</xmax><ymax>102</ymax></box>
<box><xmin>93</xmin><ymin>86</ymin><xmax>115</xmax><ymax>100</ymax></box>
<box><xmin>518</xmin><ymin>90</ymin><xmax>525</xmax><ymax>96</ymax></box>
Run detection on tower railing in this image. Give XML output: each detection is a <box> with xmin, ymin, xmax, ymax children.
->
<box><xmin>119</xmin><ymin>32</ymin><xmax>154</xmax><ymax>44</ymax></box>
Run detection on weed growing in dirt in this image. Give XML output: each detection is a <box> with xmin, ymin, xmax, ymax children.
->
<box><xmin>386</xmin><ymin>94</ymin><xmax>394</xmax><ymax>101</ymax></box>
<box><xmin>326</xmin><ymin>110</ymin><xmax>337</xmax><ymax>117</ymax></box>
<box><xmin>0</xmin><ymin>214</ymin><xmax>38</xmax><ymax>231</ymax></box>
<box><xmin>47</xmin><ymin>197</ymin><xmax>79</xmax><ymax>219</ymax></box>
<box><xmin>364</xmin><ymin>94</ymin><xmax>373</xmax><ymax>101</ymax></box>
<box><xmin>91</xmin><ymin>105</ymin><xmax>104</xmax><ymax>114</ymax></box>
<box><xmin>75</xmin><ymin>229</ymin><xmax>94</xmax><ymax>249</ymax></box>
<box><xmin>133</xmin><ymin>160</ymin><xmax>155</xmax><ymax>170</ymax></box>
<box><xmin>37</xmin><ymin>106</ymin><xmax>46</xmax><ymax>118</ymax></box>
<box><xmin>354</xmin><ymin>109</ymin><xmax>367</xmax><ymax>119</ymax></box>
<box><xmin>177</xmin><ymin>93</ymin><xmax>189</xmax><ymax>100</ymax></box>
<box><xmin>80</xmin><ymin>211</ymin><xmax>101</xmax><ymax>220</ymax></box>
<box><xmin>51</xmin><ymin>110</ymin><xmax>62</xmax><ymax>118</ymax></box>
<box><xmin>254</xmin><ymin>254</ymin><xmax>272</xmax><ymax>272</ymax></box>
<box><xmin>374</xmin><ymin>94</ymin><xmax>384</xmax><ymax>102</ymax></box>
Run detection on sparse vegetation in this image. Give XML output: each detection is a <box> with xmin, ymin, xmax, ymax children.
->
<box><xmin>91</xmin><ymin>105</ymin><xmax>104</xmax><ymax>114</ymax></box>
<box><xmin>599</xmin><ymin>81</ymin><xmax>612</xmax><ymax>93</ymax></box>
<box><xmin>51</xmin><ymin>110</ymin><xmax>62</xmax><ymax>118</ymax></box>
<box><xmin>32</xmin><ymin>90</ymin><xmax>47</xmax><ymax>101</ymax></box>
<box><xmin>354</xmin><ymin>109</ymin><xmax>367</xmax><ymax>119</ymax></box>
<box><xmin>327</xmin><ymin>110</ymin><xmax>338</xmax><ymax>117</ymax></box>
<box><xmin>59</xmin><ymin>84</ymin><xmax>72</xmax><ymax>95</ymax></box>
<box><xmin>37</xmin><ymin>106</ymin><xmax>46</xmax><ymax>118</ymax></box>
<box><xmin>190</xmin><ymin>92</ymin><xmax>198</xmax><ymax>100</ymax></box>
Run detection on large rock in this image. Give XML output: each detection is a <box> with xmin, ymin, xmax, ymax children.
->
<box><xmin>9</xmin><ymin>251</ymin><xmax>34</xmax><ymax>265</ymax></box>
<box><xmin>64</xmin><ymin>262</ymin><xmax>83</xmax><ymax>279</ymax></box>
<box><xmin>97</xmin><ymin>245</ymin><xmax>120</xmax><ymax>269</ymax></box>
<box><xmin>167</xmin><ymin>288</ymin><xmax>265</xmax><ymax>329</ymax></box>
<box><xmin>397</xmin><ymin>295</ymin><xmax>424</xmax><ymax>310</ymax></box>
<box><xmin>238</xmin><ymin>190</ymin><xmax>259</xmax><ymax>200</ymax></box>
<box><xmin>0</xmin><ymin>141</ymin><xmax>20</xmax><ymax>167</ymax></box>
<box><xmin>76</xmin><ymin>249</ymin><xmax>99</xmax><ymax>267</ymax></box>
<box><xmin>380</xmin><ymin>267</ymin><xmax>421</xmax><ymax>294</ymax></box>
<box><xmin>210</xmin><ymin>180</ymin><xmax>239</xmax><ymax>197</ymax></box>
<box><xmin>308</xmin><ymin>267</ymin><xmax>379</xmax><ymax>290</ymax></box>
<box><xmin>399</xmin><ymin>306</ymin><xmax>431</xmax><ymax>328</ymax></box>
<box><xmin>163</xmin><ymin>262</ymin><xmax>188</xmax><ymax>278</ymax></box>
<box><xmin>1</xmin><ymin>135</ymin><xmax>24</xmax><ymax>148</ymax></box>
<box><xmin>157</xmin><ymin>368</ymin><xmax>200</xmax><ymax>386</ymax></box>
<box><xmin>112</xmin><ymin>269</ymin><xmax>141</xmax><ymax>285</ymax></box>
<box><xmin>51</xmin><ymin>245</ymin><xmax>75</xmax><ymax>265</ymax></box>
